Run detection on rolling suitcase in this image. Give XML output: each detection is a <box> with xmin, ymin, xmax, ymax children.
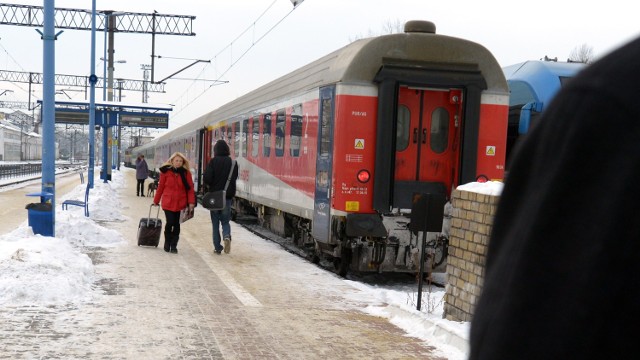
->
<box><xmin>137</xmin><ymin>204</ymin><xmax>162</xmax><ymax>247</ymax></box>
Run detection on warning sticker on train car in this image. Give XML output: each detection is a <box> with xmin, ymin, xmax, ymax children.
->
<box><xmin>345</xmin><ymin>201</ymin><xmax>360</xmax><ymax>211</ymax></box>
<box><xmin>354</xmin><ymin>139</ymin><xmax>364</xmax><ymax>149</ymax></box>
<box><xmin>486</xmin><ymin>146</ymin><xmax>496</xmax><ymax>156</ymax></box>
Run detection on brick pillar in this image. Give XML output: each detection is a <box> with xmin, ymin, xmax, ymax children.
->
<box><xmin>443</xmin><ymin>188</ymin><xmax>499</xmax><ymax>322</ymax></box>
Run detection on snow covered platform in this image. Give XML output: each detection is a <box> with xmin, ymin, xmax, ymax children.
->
<box><xmin>0</xmin><ymin>167</ymin><xmax>468</xmax><ymax>359</ymax></box>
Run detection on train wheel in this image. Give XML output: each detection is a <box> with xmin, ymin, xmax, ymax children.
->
<box><xmin>333</xmin><ymin>247</ymin><xmax>352</xmax><ymax>277</ymax></box>
<box><xmin>432</xmin><ymin>245</ymin><xmax>444</xmax><ymax>268</ymax></box>
<box><xmin>309</xmin><ymin>241</ymin><xmax>322</xmax><ymax>264</ymax></box>
<box><xmin>432</xmin><ymin>236</ymin><xmax>449</xmax><ymax>268</ymax></box>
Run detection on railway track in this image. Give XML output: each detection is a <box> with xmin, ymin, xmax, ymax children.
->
<box><xmin>234</xmin><ymin>213</ymin><xmax>446</xmax><ymax>287</ymax></box>
<box><xmin>234</xmin><ymin>213</ymin><xmax>323</xmax><ymax>265</ymax></box>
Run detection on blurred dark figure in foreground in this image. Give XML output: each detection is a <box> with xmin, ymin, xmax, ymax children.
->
<box><xmin>469</xmin><ymin>36</ymin><xmax>640</xmax><ymax>359</ymax></box>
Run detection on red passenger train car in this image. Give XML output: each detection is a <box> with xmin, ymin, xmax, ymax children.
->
<box><xmin>134</xmin><ymin>20</ymin><xmax>508</xmax><ymax>275</ymax></box>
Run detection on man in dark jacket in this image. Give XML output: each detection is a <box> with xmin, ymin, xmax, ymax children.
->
<box><xmin>469</xmin><ymin>36</ymin><xmax>640</xmax><ymax>359</ymax></box>
<box><xmin>203</xmin><ymin>140</ymin><xmax>239</xmax><ymax>254</ymax></box>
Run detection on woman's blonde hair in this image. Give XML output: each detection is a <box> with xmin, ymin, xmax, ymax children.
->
<box><xmin>162</xmin><ymin>152</ymin><xmax>191</xmax><ymax>171</ymax></box>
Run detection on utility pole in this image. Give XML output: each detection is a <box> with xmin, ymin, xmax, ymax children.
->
<box><xmin>0</xmin><ymin>3</ymin><xmax>196</xmax><ymax>90</ymax></box>
<box><xmin>116</xmin><ymin>78</ymin><xmax>124</xmax><ymax>170</ymax></box>
<box><xmin>0</xmin><ymin>3</ymin><xmax>195</xmax><ymax>184</ymax></box>
<box><xmin>141</xmin><ymin>64</ymin><xmax>151</xmax><ymax>103</ymax></box>
<box><xmin>40</xmin><ymin>0</ymin><xmax>56</xmax><ymax>236</ymax></box>
<box><xmin>104</xmin><ymin>12</ymin><xmax>115</xmax><ymax>180</ymax></box>
<box><xmin>19</xmin><ymin>120</ymin><xmax>24</xmax><ymax>161</ymax></box>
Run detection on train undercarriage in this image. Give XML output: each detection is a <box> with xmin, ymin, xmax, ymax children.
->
<box><xmin>233</xmin><ymin>198</ymin><xmax>450</xmax><ymax>277</ymax></box>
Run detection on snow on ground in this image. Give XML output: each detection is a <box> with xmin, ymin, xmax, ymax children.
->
<box><xmin>0</xmin><ymin>167</ymin><xmax>497</xmax><ymax>359</ymax></box>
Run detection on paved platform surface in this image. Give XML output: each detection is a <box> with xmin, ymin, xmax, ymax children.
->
<box><xmin>0</xmin><ymin>169</ymin><xmax>450</xmax><ymax>359</ymax></box>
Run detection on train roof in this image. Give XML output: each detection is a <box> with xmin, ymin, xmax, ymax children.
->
<box><xmin>503</xmin><ymin>60</ymin><xmax>586</xmax><ymax>106</ymax></box>
<box><xmin>152</xmin><ymin>20</ymin><xmax>509</xmax><ymax>143</ymax></box>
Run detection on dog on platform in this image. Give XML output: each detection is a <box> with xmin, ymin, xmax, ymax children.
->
<box><xmin>147</xmin><ymin>180</ymin><xmax>158</xmax><ymax>197</ymax></box>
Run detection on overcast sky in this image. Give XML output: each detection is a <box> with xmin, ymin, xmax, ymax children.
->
<box><xmin>1</xmin><ymin>0</ymin><xmax>638</xmax><ymax>131</ymax></box>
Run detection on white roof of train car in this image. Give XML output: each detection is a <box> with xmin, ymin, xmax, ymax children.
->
<box><xmin>152</xmin><ymin>20</ymin><xmax>508</xmax><ymax>145</ymax></box>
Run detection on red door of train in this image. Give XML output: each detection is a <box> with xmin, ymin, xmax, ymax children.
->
<box><xmin>393</xmin><ymin>86</ymin><xmax>462</xmax><ymax>207</ymax></box>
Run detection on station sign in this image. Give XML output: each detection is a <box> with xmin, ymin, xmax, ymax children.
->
<box><xmin>55</xmin><ymin>110</ymin><xmax>89</xmax><ymax>125</ymax></box>
<box><xmin>119</xmin><ymin>112</ymin><xmax>169</xmax><ymax>128</ymax></box>
<box><xmin>54</xmin><ymin>109</ymin><xmax>169</xmax><ymax>128</ymax></box>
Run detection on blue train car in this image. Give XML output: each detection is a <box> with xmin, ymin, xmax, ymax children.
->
<box><xmin>504</xmin><ymin>60</ymin><xmax>586</xmax><ymax>165</ymax></box>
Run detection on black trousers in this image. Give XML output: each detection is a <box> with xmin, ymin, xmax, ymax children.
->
<box><xmin>163</xmin><ymin>210</ymin><xmax>181</xmax><ymax>250</ymax></box>
<box><xmin>136</xmin><ymin>179</ymin><xmax>146</xmax><ymax>195</ymax></box>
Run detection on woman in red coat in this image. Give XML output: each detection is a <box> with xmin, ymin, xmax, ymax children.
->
<box><xmin>153</xmin><ymin>152</ymin><xmax>196</xmax><ymax>253</ymax></box>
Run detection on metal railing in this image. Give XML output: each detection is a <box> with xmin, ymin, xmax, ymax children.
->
<box><xmin>0</xmin><ymin>163</ymin><xmax>42</xmax><ymax>180</ymax></box>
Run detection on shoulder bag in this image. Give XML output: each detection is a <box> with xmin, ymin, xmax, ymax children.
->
<box><xmin>202</xmin><ymin>160</ymin><xmax>236</xmax><ymax>210</ymax></box>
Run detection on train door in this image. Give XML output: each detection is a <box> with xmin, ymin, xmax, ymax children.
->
<box><xmin>197</xmin><ymin>128</ymin><xmax>208</xmax><ymax>194</ymax></box>
<box><xmin>311</xmin><ymin>86</ymin><xmax>335</xmax><ymax>243</ymax></box>
<box><xmin>393</xmin><ymin>86</ymin><xmax>462</xmax><ymax>209</ymax></box>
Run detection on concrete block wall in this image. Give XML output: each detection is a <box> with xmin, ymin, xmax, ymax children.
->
<box><xmin>442</xmin><ymin>188</ymin><xmax>499</xmax><ymax>322</ymax></box>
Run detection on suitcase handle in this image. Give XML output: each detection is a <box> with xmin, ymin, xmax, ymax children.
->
<box><xmin>147</xmin><ymin>204</ymin><xmax>161</xmax><ymax>227</ymax></box>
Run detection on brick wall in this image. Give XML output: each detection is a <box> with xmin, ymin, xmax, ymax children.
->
<box><xmin>443</xmin><ymin>188</ymin><xmax>499</xmax><ymax>322</ymax></box>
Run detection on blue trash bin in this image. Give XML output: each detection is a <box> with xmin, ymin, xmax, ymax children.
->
<box><xmin>25</xmin><ymin>192</ymin><xmax>54</xmax><ymax>237</ymax></box>
<box><xmin>26</xmin><ymin>203</ymin><xmax>54</xmax><ymax>236</ymax></box>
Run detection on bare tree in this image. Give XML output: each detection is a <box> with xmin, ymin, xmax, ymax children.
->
<box><xmin>381</xmin><ymin>19</ymin><xmax>404</xmax><ymax>35</ymax></box>
<box><xmin>349</xmin><ymin>19</ymin><xmax>404</xmax><ymax>42</ymax></box>
<box><xmin>568</xmin><ymin>44</ymin><xmax>595</xmax><ymax>64</ymax></box>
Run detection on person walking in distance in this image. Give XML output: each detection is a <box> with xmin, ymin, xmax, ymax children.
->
<box><xmin>469</xmin><ymin>36</ymin><xmax>640</xmax><ymax>359</ymax></box>
<box><xmin>204</xmin><ymin>140</ymin><xmax>238</xmax><ymax>254</ymax></box>
<box><xmin>153</xmin><ymin>152</ymin><xmax>196</xmax><ymax>254</ymax></box>
<box><xmin>135</xmin><ymin>154</ymin><xmax>149</xmax><ymax>197</ymax></box>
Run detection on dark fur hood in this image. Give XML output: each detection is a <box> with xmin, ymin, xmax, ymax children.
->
<box><xmin>159</xmin><ymin>165</ymin><xmax>186</xmax><ymax>174</ymax></box>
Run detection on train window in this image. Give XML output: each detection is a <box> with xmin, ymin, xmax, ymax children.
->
<box><xmin>396</xmin><ymin>105</ymin><xmax>410</xmax><ymax>151</ymax></box>
<box><xmin>224</xmin><ymin>126</ymin><xmax>230</xmax><ymax>154</ymax></box>
<box><xmin>220</xmin><ymin>127</ymin><xmax>227</xmax><ymax>145</ymax></box>
<box><xmin>320</xmin><ymin>97</ymin><xmax>332</xmax><ymax>156</ymax></box>
<box><xmin>212</xmin><ymin>129</ymin><xmax>218</xmax><ymax>155</ymax></box>
<box><xmin>221</xmin><ymin>125</ymin><xmax>233</xmax><ymax>154</ymax></box>
<box><xmin>252</xmin><ymin>116</ymin><xmax>260</xmax><ymax>158</ymax></box>
<box><xmin>242</xmin><ymin>119</ymin><xmax>248</xmax><ymax>158</ymax></box>
<box><xmin>232</xmin><ymin>123</ymin><xmax>239</xmax><ymax>156</ymax></box>
<box><xmin>290</xmin><ymin>104</ymin><xmax>303</xmax><ymax>157</ymax></box>
<box><xmin>275</xmin><ymin>109</ymin><xmax>285</xmax><ymax>157</ymax></box>
<box><xmin>213</xmin><ymin>129</ymin><xmax>219</xmax><ymax>155</ymax></box>
<box><xmin>263</xmin><ymin>114</ymin><xmax>271</xmax><ymax>157</ymax></box>
<box><xmin>316</xmin><ymin>170</ymin><xmax>329</xmax><ymax>188</ymax></box>
<box><xmin>430</xmin><ymin>107</ymin><xmax>450</xmax><ymax>154</ymax></box>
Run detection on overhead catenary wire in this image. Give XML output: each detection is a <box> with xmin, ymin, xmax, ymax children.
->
<box><xmin>0</xmin><ymin>40</ymin><xmax>41</xmax><ymax>102</ymax></box>
<box><xmin>168</xmin><ymin>0</ymin><xmax>302</xmax><ymax>125</ymax></box>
